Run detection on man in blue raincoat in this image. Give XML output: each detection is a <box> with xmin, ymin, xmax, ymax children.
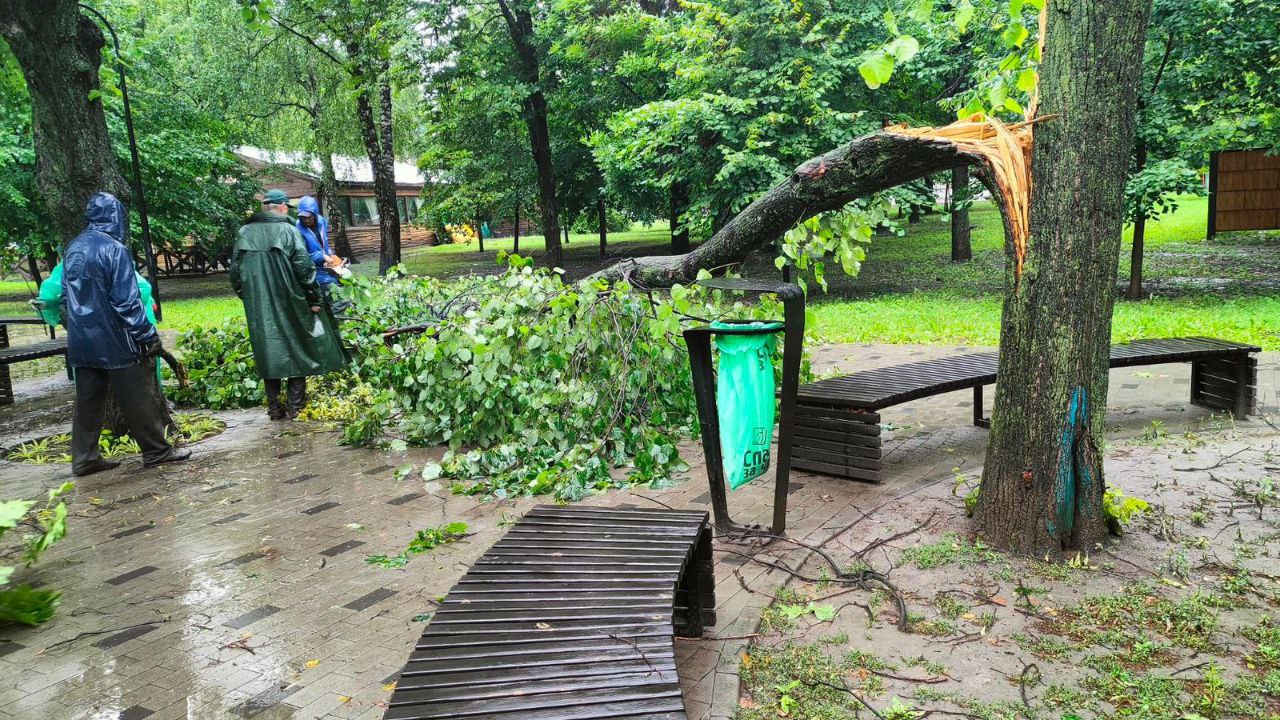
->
<box><xmin>296</xmin><ymin>196</ymin><xmax>341</xmax><ymax>293</ymax></box>
<box><xmin>62</xmin><ymin>192</ymin><xmax>190</xmax><ymax>476</ymax></box>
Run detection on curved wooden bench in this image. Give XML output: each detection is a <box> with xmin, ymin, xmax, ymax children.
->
<box><xmin>793</xmin><ymin>337</ymin><xmax>1261</xmax><ymax>482</ymax></box>
<box><xmin>385</xmin><ymin>505</ymin><xmax>715</xmax><ymax>720</ymax></box>
<box><xmin>0</xmin><ymin>320</ymin><xmax>67</xmax><ymax>405</ymax></box>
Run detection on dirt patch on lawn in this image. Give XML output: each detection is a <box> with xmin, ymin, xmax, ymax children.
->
<box><xmin>730</xmin><ymin>418</ymin><xmax>1280</xmax><ymax>719</ymax></box>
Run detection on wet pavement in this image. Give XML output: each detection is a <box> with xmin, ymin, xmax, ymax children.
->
<box><xmin>0</xmin><ymin>343</ymin><xmax>1276</xmax><ymax>720</ymax></box>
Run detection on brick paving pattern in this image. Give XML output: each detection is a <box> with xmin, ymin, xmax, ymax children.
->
<box><xmin>0</xmin><ymin>344</ymin><xmax>1275</xmax><ymax>719</ymax></box>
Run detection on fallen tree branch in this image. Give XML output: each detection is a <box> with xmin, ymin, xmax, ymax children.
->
<box><xmin>592</xmin><ymin>132</ymin><xmax>1010</xmax><ymax>287</ymax></box>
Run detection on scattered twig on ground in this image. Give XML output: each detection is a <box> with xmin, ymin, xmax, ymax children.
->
<box><xmin>221</xmin><ymin>636</ymin><xmax>256</xmax><ymax>654</ymax></box>
<box><xmin>1173</xmin><ymin>446</ymin><xmax>1249</xmax><ymax>472</ymax></box>
<box><xmin>631</xmin><ymin>493</ymin><xmax>678</xmax><ymax>511</ymax></box>
<box><xmin>801</xmin><ymin>678</ymin><xmax>885</xmax><ymax>719</ymax></box>
<box><xmin>41</xmin><ymin>620</ymin><xmax>163</xmax><ymax>652</ymax></box>
<box><xmin>868</xmin><ymin>668</ymin><xmax>950</xmax><ymax>684</ymax></box>
<box><xmin>1102</xmin><ymin>549</ymin><xmax>1160</xmax><ymax>577</ymax></box>
<box><xmin>675</xmin><ymin>633</ymin><xmax>759</xmax><ymax>642</ymax></box>
<box><xmin>1167</xmin><ymin>661</ymin><xmax>1213</xmax><ymax>677</ymax></box>
<box><xmin>1015</xmin><ymin>659</ymin><xmax>1040</xmax><ymax>707</ymax></box>
<box><xmin>1211</xmin><ymin>520</ymin><xmax>1241</xmax><ymax>540</ymax></box>
<box><xmin>854</xmin><ymin>511</ymin><xmax>938</xmax><ymax>560</ymax></box>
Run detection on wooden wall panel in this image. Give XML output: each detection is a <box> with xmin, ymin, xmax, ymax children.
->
<box><xmin>1211</xmin><ymin>150</ymin><xmax>1280</xmax><ymax>237</ymax></box>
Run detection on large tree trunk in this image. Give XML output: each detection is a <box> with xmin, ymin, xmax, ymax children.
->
<box><xmin>1126</xmin><ymin>140</ymin><xmax>1148</xmax><ymax>299</ymax></box>
<box><xmin>350</xmin><ymin>59</ymin><xmax>402</xmax><ymax>275</ymax></box>
<box><xmin>0</xmin><ymin>0</ymin><xmax>130</xmax><ymax>241</ymax></box>
<box><xmin>974</xmin><ymin>0</ymin><xmax>1151</xmax><ymax>556</ymax></box>
<box><xmin>951</xmin><ymin>165</ymin><xmax>972</xmax><ymax>262</ymax></box>
<box><xmin>497</xmin><ymin>0</ymin><xmax>562</xmax><ymax>268</ymax></box>
<box><xmin>595</xmin><ymin>133</ymin><xmax>1003</xmax><ymax>286</ymax></box>
<box><xmin>319</xmin><ymin>151</ymin><xmax>356</xmax><ymax>261</ymax></box>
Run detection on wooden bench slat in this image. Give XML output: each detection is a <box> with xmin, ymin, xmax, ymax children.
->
<box><xmin>389</xmin><ymin>669</ymin><xmax>681</xmax><ymax>706</ymax></box>
<box><xmin>396</xmin><ymin>659</ymin><xmax>675</xmax><ymax>691</ymax></box>
<box><xmin>384</xmin><ymin>685</ymin><xmax>686</xmax><ymax>720</ymax></box>
<box><xmin>405</xmin><ymin>638</ymin><xmax>674</xmax><ymax>666</ymax></box>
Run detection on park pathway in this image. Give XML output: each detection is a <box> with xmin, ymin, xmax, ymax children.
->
<box><xmin>0</xmin><ymin>344</ymin><xmax>1276</xmax><ymax>720</ymax></box>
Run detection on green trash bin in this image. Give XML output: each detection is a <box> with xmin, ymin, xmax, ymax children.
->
<box><xmin>682</xmin><ymin>279</ymin><xmax>804</xmax><ymax>535</ymax></box>
<box><xmin>710</xmin><ymin>321</ymin><xmax>784</xmax><ymax>490</ymax></box>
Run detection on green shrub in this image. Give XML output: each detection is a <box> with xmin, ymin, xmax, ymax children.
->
<box><xmin>1</xmin><ymin>482</ymin><xmax>73</xmax><ymax>626</ymax></box>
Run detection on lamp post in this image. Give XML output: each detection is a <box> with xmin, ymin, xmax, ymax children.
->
<box><xmin>77</xmin><ymin>3</ymin><xmax>162</xmax><ymax>321</ymax></box>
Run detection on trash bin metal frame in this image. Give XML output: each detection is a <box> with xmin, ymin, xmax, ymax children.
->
<box><xmin>681</xmin><ymin>279</ymin><xmax>804</xmax><ymax>536</ymax></box>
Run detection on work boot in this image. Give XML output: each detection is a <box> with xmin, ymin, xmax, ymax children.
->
<box><xmin>265</xmin><ymin>378</ymin><xmax>286</xmax><ymax>420</ymax></box>
<box><xmin>72</xmin><ymin>458</ymin><xmax>122</xmax><ymax>477</ymax></box>
<box><xmin>285</xmin><ymin>377</ymin><xmax>307</xmax><ymax>419</ymax></box>
<box><xmin>267</xmin><ymin>399</ymin><xmax>286</xmax><ymax>421</ymax></box>
<box><xmin>143</xmin><ymin>447</ymin><xmax>192</xmax><ymax>468</ymax></box>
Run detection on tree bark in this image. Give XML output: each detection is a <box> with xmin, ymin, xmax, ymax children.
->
<box><xmin>350</xmin><ymin>57</ymin><xmax>401</xmax><ymax>274</ymax></box>
<box><xmin>319</xmin><ymin>151</ymin><xmax>356</xmax><ymax>261</ymax></box>
<box><xmin>598</xmin><ymin>194</ymin><xmax>607</xmax><ymax>259</ymax></box>
<box><xmin>496</xmin><ymin>0</ymin><xmax>562</xmax><ymax>268</ymax></box>
<box><xmin>670</xmin><ymin>180</ymin><xmax>690</xmax><ymax>254</ymax></box>
<box><xmin>975</xmin><ymin>0</ymin><xmax>1151</xmax><ymax>556</ymax></box>
<box><xmin>596</xmin><ymin>132</ymin><xmax>1002</xmax><ymax>286</ymax></box>
<box><xmin>0</xmin><ymin>0</ymin><xmax>130</xmax><ymax>242</ymax></box>
<box><xmin>951</xmin><ymin>165</ymin><xmax>972</xmax><ymax>262</ymax></box>
<box><xmin>1126</xmin><ymin>140</ymin><xmax>1148</xmax><ymax>299</ymax></box>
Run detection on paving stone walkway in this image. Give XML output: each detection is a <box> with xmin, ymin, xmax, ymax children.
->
<box><xmin>0</xmin><ymin>344</ymin><xmax>1275</xmax><ymax>720</ymax></box>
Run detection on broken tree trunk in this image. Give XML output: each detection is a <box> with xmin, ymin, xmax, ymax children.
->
<box><xmin>975</xmin><ymin>0</ymin><xmax>1151</xmax><ymax>556</ymax></box>
<box><xmin>596</xmin><ymin>132</ymin><xmax>1013</xmax><ymax>287</ymax></box>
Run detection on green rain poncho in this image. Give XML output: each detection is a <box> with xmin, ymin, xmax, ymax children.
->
<box><xmin>230</xmin><ymin>212</ymin><xmax>348</xmax><ymax>380</ymax></box>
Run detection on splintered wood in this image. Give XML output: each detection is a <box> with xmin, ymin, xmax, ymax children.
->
<box><xmin>885</xmin><ymin>114</ymin><xmax>1040</xmax><ymax>281</ymax></box>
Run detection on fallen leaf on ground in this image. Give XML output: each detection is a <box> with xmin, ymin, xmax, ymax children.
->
<box><xmin>304</xmin><ymin>659</ymin><xmax>320</xmax><ymax>669</ymax></box>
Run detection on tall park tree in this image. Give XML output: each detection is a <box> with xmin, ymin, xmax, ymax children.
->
<box><xmin>599</xmin><ymin>0</ymin><xmax>1153</xmax><ymax>553</ymax></box>
<box><xmin>494</xmin><ymin>0</ymin><xmax>563</xmax><ymax>267</ymax></box>
<box><xmin>0</xmin><ymin>0</ymin><xmax>129</xmax><ymax>241</ymax></box>
<box><xmin>242</xmin><ymin>0</ymin><xmax>414</xmax><ymax>274</ymax></box>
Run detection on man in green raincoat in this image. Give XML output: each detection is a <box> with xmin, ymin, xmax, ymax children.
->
<box><xmin>231</xmin><ymin>189</ymin><xmax>348</xmax><ymax>420</ymax></box>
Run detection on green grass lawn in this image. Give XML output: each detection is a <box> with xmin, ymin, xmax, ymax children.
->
<box><xmin>811</xmin><ymin>292</ymin><xmax>1280</xmax><ymax>349</ymax></box>
<box><xmin>801</xmin><ymin>194</ymin><xmax>1280</xmax><ymax>350</ymax></box>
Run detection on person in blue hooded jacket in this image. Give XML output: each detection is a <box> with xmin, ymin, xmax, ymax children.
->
<box><xmin>296</xmin><ymin>196</ymin><xmax>341</xmax><ymax>291</ymax></box>
<box><xmin>62</xmin><ymin>192</ymin><xmax>190</xmax><ymax>476</ymax></box>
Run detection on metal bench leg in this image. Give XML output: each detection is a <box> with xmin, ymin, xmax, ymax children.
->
<box><xmin>973</xmin><ymin>385</ymin><xmax>990</xmax><ymax>428</ymax></box>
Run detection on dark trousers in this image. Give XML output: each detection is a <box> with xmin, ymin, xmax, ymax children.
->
<box><xmin>72</xmin><ymin>361</ymin><xmax>173</xmax><ymax>473</ymax></box>
<box><xmin>265</xmin><ymin>377</ymin><xmax>307</xmax><ymax>416</ymax></box>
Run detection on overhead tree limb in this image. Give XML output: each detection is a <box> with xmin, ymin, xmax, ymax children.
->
<box><xmin>594</xmin><ymin>130</ymin><xmax>1016</xmax><ymax>288</ymax></box>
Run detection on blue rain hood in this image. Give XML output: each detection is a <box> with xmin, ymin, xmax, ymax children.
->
<box><xmin>297</xmin><ymin>195</ymin><xmax>321</xmax><ymax>217</ymax></box>
<box><xmin>85</xmin><ymin>191</ymin><xmax>128</xmax><ymax>243</ymax></box>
